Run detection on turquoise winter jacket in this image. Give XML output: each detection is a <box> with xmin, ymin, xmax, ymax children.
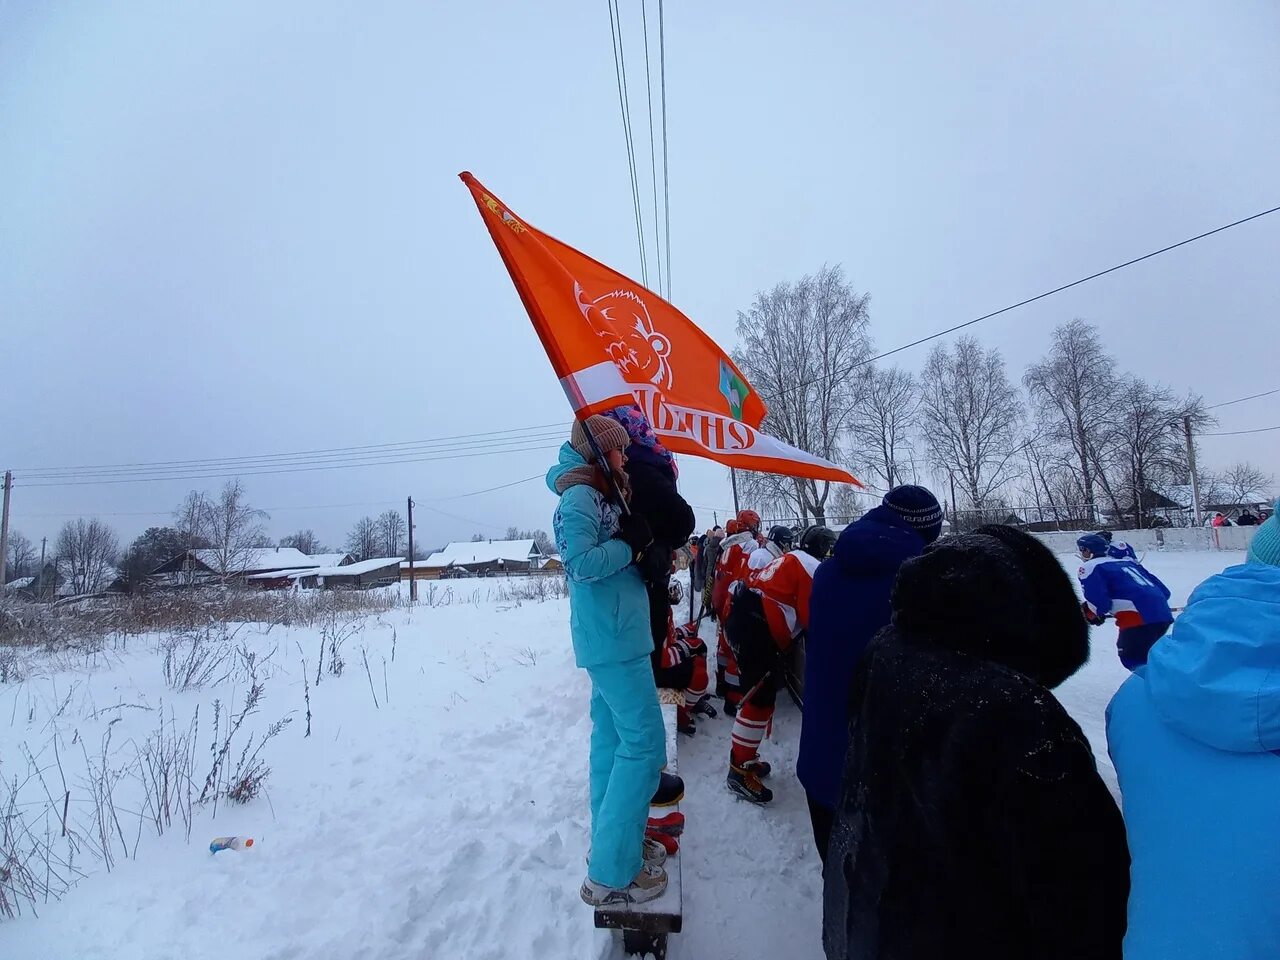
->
<box><xmin>547</xmin><ymin>443</ymin><xmax>651</xmax><ymax>669</ymax></box>
<box><xmin>1107</xmin><ymin>561</ymin><xmax>1280</xmax><ymax>960</ymax></box>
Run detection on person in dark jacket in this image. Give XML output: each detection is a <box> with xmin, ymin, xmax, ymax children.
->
<box><xmin>602</xmin><ymin>405</ymin><xmax>696</xmax><ymax>666</ymax></box>
<box><xmin>823</xmin><ymin>525</ymin><xmax>1130</xmax><ymax>960</ymax></box>
<box><xmin>798</xmin><ymin>485</ymin><xmax>942</xmax><ymax>862</ymax></box>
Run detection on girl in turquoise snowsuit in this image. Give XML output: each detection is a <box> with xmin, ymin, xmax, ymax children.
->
<box><xmin>547</xmin><ymin>417</ymin><xmax>666</xmax><ymax>899</ymax></box>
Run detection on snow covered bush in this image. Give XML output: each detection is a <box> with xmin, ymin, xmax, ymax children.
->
<box><xmin>160</xmin><ymin>626</ymin><xmax>234</xmax><ymax>692</ymax></box>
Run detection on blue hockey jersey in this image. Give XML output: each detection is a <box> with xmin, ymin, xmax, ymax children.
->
<box><xmin>1078</xmin><ymin>556</ymin><xmax>1172</xmax><ymax>629</ymax></box>
<box><xmin>1108</xmin><ymin>540</ymin><xmax>1137</xmax><ymax>560</ymax></box>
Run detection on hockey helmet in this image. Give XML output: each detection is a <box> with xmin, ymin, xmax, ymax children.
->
<box><xmin>797</xmin><ymin>525</ymin><xmax>837</xmax><ymax>560</ymax></box>
<box><xmin>736</xmin><ymin>509</ymin><xmax>762</xmax><ymax>533</ymax></box>
<box><xmin>767</xmin><ymin>525</ymin><xmax>795</xmax><ymax>550</ymax></box>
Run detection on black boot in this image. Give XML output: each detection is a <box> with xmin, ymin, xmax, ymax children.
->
<box><xmin>651</xmin><ymin>771</ymin><xmax>685</xmax><ymax>807</ymax></box>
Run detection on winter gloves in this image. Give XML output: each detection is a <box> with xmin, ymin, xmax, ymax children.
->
<box><xmin>618</xmin><ymin>512</ymin><xmax>655</xmax><ymax>562</ymax></box>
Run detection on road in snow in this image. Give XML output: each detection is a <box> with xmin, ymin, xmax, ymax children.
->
<box><xmin>0</xmin><ymin>549</ymin><xmax>1240</xmax><ymax>959</ymax></box>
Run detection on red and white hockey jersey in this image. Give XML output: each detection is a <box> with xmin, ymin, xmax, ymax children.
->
<box><xmin>712</xmin><ymin>531</ymin><xmax>761</xmax><ymax>617</ymax></box>
<box><xmin>745</xmin><ymin>551</ymin><xmax>821</xmax><ymax>651</ymax></box>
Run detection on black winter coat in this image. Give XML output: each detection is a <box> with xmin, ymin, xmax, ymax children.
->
<box><xmin>623</xmin><ymin>446</ymin><xmax>695</xmax><ymax>649</ymax></box>
<box><xmin>823</xmin><ymin>526</ymin><xmax>1130</xmax><ymax>960</ymax></box>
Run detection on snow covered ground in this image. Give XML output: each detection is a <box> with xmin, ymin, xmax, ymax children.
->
<box><xmin>0</xmin><ymin>549</ymin><xmax>1243</xmax><ymax>959</ymax></box>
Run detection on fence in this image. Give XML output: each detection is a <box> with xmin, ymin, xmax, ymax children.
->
<box><xmin>1033</xmin><ymin>525</ymin><xmax>1258</xmax><ymax>555</ymax></box>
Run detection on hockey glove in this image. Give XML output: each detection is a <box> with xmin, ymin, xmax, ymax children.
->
<box><xmin>1080</xmin><ymin>601</ymin><xmax>1106</xmax><ymax>627</ymax></box>
<box><xmin>617</xmin><ymin>512</ymin><xmax>655</xmax><ymax>563</ymax></box>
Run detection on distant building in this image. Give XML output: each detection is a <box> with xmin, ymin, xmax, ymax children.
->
<box><xmin>151</xmin><ymin>547</ymin><xmax>321</xmax><ymax>586</ymax></box>
<box><xmin>405</xmin><ymin>539</ymin><xmax>547</xmax><ymax>580</ymax></box>
<box><xmin>306</xmin><ymin>552</ymin><xmax>354</xmax><ymax>568</ymax></box>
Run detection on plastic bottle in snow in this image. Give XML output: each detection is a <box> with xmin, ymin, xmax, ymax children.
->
<box><xmin>209</xmin><ymin>836</ymin><xmax>254</xmax><ymax>854</ymax></box>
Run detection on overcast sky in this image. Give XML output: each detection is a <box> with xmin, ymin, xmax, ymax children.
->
<box><xmin>2</xmin><ymin>0</ymin><xmax>1278</xmax><ymax>553</ymax></box>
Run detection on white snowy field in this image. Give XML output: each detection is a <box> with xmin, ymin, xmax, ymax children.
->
<box><xmin>0</xmin><ymin>550</ymin><xmax>1242</xmax><ymax>960</ymax></box>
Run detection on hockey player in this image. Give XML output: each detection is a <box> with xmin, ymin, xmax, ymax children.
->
<box><xmin>1077</xmin><ymin>533</ymin><xmax>1174</xmax><ymax>670</ymax></box>
<box><xmin>711</xmin><ymin>510</ymin><xmax>764</xmax><ymax>715</ymax></box>
<box><xmin>1097</xmin><ymin>529</ymin><xmax>1137</xmax><ymax>560</ymax></box>
<box><xmin>725</xmin><ymin>524</ymin><xmax>837</xmax><ymax>804</ymax></box>
<box><xmin>748</xmin><ymin>525</ymin><xmax>795</xmax><ymax>571</ymax></box>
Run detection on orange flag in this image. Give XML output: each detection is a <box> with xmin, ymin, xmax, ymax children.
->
<box><xmin>460</xmin><ymin>172</ymin><xmax>859</xmax><ymax>485</ymax></box>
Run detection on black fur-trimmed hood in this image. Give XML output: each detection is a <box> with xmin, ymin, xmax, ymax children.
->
<box><xmin>890</xmin><ymin>525</ymin><xmax>1088</xmax><ymax>690</ymax></box>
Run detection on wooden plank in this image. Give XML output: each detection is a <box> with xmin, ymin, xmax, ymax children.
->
<box><xmin>594</xmin><ymin>702</ymin><xmax>683</xmax><ymax>935</ymax></box>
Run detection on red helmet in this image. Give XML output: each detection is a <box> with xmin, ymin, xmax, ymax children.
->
<box><xmin>736</xmin><ymin>509</ymin><xmax>761</xmax><ymax>533</ymax></box>
<box><xmin>725</xmin><ymin>519</ymin><xmax>743</xmax><ymax>535</ymax></box>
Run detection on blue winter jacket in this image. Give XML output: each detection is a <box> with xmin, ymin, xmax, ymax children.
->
<box><xmin>546</xmin><ymin>443</ymin><xmax>651</xmax><ymax>669</ymax></box>
<box><xmin>1107</xmin><ymin>562</ymin><xmax>1280</xmax><ymax>960</ymax></box>
<box><xmin>798</xmin><ymin>506</ymin><xmax>927</xmax><ymax>810</ymax></box>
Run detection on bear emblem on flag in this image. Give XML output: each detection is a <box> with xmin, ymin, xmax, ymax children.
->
<box><xmin>575</xmin><ymin>283</ymin><xmax>674</xmax><ymax>390</ymax></box>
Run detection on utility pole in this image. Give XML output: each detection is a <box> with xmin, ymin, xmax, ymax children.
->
<box><xmin>730</xmin><ymin>468</ymin><xmax>740</xmax><ymax>515</ymax></box>
<box><xmin>406</xmin><ymin>496</ymin><xmax>417</xmax><ymax>603</ymax></box>
<box><xmin>1184</xmin><ymin>415</ymin><xmax>1203</xmax><ymax>527</ymax></box>
<box><xmin>0</xmin><ymin>470</ymin><xmax>12</xmax><ymax>586</ymax></box>
<box><xmin>948</xmin><ymin>471</ymin><xmax>958</xmax><ymax>531</ymax></box>
<box><xmin>37</xmin><ymin>537</ymin><xmax>46</xmax><ymax>599</ymax></box>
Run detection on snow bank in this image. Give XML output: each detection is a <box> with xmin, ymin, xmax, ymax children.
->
<box><xmin>0</xmin><ymin>552</ymin><xmax>1237</xmax><ymax>958</ymax></box>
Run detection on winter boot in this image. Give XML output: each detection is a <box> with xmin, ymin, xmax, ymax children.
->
<box><xmin>692</xmin><ymin>694</ymin><xmax>718</xmax><ymax>719</ymax></box>
<box><xmin>644</xmin><ymin>830</ymin><xmax>680</xmax><ymax>856</ymax></box>
<box><xmin>580</xmin><ymin>862</ymin><xmax>668</xmax><ymax>906</ymax></box>
<box><xmin>651</xmin><ymin>771</ymin><xmax>684</xmax><ymax>807</ymax></box>
<box><xmin>741</xmin><ymin>757</ymin><xmax>772</xmax><ymax>779</ymax></box>
<box><xmin>647</xmin><ymin>811</ymin><xmax>685</xmax><ymax>837</ymax></box>
<box><xmin>727</xmin><ymin>764</ymin><xmax>773</xmax><ymax>804</ymax></box>
<box><xmin>585</xmin><ymin>837</ymin><xmax>667</xmax><ymax>869</ymax></box>
<box><xmin>723</xmin><ymin>697</ymin><xmax>738</xmax><ymax>718</ymax></box>
<box><xmin>677</xmin><ymin>705</ymin><xmax>696</xmax><ymax>737</ymax></box>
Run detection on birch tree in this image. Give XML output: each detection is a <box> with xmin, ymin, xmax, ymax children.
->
<box><xmin>734</xmin><ymin>264</ymin><xmax>872</xmax><ymax>523</ymax></box>
<box><xmin>919</xmin><ymin>336</ymin><xmax>1023</xmax><ymax>508</ymax></box>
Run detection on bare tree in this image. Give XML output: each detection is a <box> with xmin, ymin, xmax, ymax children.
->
<box><xmin>376</xmin><ymin>510</ymin><xmax>407</xmax><ymax>557</ymax></box>
<box><xmin>55</xmin><ymin>518</ymin><xmax>119</xmax><ymax>594</ymax></box>
<box><xmin>504</xmin><ymin>526</ymin><xmax>555</xmax><ymax>555</ymax></box>
<box><xmin>1023</xmin><ymin>320</ymin><xmax>1118</xmax><ymax>519</ymax></box>
<box><xmin>280</xmin><ymin>529</ymin><xmax>324</xmax><ymax>555</ymax></box>
<box><xmin>1216</xmin><ymin>461</ymin><xmax>1275</xmax><ymax>507</ymax></box>
<box><xmin>734</xmin><ymin>264</ymin><xmax>873</xmax><ymax>523</ymax></box>
<box><xmin>5</xmin><ymin>531</ymin><xmax>36</xmax><ymax>582</ymax></box>
<box><xmin>1107</xmin><ymin>379</ymin><xmax>1209</xmax><ymax>527</ymax></box>
<box><xmin>919</xmin><ymin>336</ymin><xmax>1024</xmax><ymax>508</ymax></box>
<box><xmin>851</xmin><ymin>366</ymin><xmax>919</xmax><ymax>490</ymax></box>
<box><xmin>828</xmin><ymin>484</ymin><xmax>868</xmax><ymax>525</ymax></box>
<box><xmin>346</xmin><ymin>516</ymin><xmax>380</xmax><ymax>561</ymax></box>
<box><xmin>200</xmin><ymin>480</ymin><xmax>269</xmax><ymax>579</ymax></box>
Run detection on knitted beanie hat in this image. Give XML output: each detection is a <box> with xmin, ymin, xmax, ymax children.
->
<box><xmin>1246</xmin><ymin>501</ymin><xmax>1280</xmax><ymax>567</ymax></box>
<box><xmin>570</xmin><ymin>416</ymin><xmax>629</xmax><ymax>463</ymax></box>
<box><xmin>882</xmin><ymin>485</ymin><xmax>944</xmax><ymax>544</ymax></box>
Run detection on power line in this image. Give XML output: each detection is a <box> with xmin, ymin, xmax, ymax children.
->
<box><xmin>1206</xmin><ymin>387</ymin><xmax>1279</xmax><ymax>410</ymax></box>
<box><xmin>658</xmin><ymin>0</ymin><xmax>671</xmax><ymax>299</ymax></box>
<box><xmin>641</xmin><ymin>0</ymin><xmax>664</xmax><ymax>296</ymax></box>
<box><xmin>17</xmin><ymin>442</ymin><xmax>563</xmax><ymax>489</ymax></box>
<box><xmin>1201</xmin><ymin>424</ymin><xmax>1280</xmax><ymax>436</ymax></box>
<box><xmin>756</xmin><ymin>202</ymin><xmax>1280</xmax><ymax>405</ymax></box>
<box><xmin>18</xmin><ymin>431</ymin><xmax>570</xmax><ymax>482</ymax></box>
<box><xmin>15</xmin><ymin>421</ymin><xmax>569</xmax><ymax>477</ymax></box>
<box><xmin>606</xmin><ymin>0</ymin><xmax>649</xmax><ymax>287</ymax></box>
<box><xmin>429</xmin><ymin>474</ymin><xmax>542</xmax><ymax>501</ymax></box>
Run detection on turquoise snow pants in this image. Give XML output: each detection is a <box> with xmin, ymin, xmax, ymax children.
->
<box><xmin>585</xmin><ymin>654</ymin><xmax>666</xmax><ymax>889</ymax></box>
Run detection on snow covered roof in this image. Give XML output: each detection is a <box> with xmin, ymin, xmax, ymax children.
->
<box><xmin>306</xmin><ymin>553</ymin><xmax>352</xmax><ymax>567</ymax></box>
<box><xmin>244</xmin><ymin>567</ymin><xmax>320</xmax><ymax>581</ymax></box>
<box><xmin>310</xmin><ymin>557</ymin><xmax>404</xmax><ymax>577</ymax></box>
<box><xmin>423</xmin><ymin>540</ymin><xmax>540</xmax><ymax>567</ymax></box>
<box><xmin>3</xmin><ymin>576</ymin><xmax>34</xmax><ymax>591</ymax></box>
<box><xmin>191</xmin><ymin>547</ymin><xmax>318</xmax><ymax>573</ymax></box>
